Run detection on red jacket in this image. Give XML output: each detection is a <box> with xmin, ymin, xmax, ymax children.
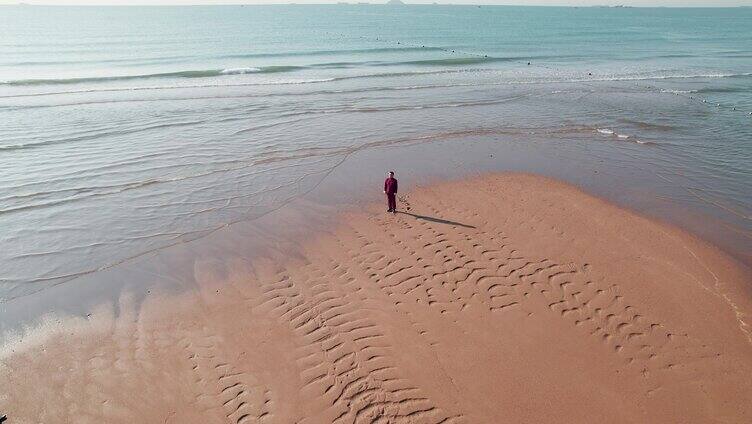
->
<box><xmin>384</xmin><ymin>177</ymin><xmax>398</xmax><ymax>195</ymax></box>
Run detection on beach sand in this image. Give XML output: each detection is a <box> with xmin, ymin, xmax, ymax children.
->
<box><xmin>2</xmin><ymin>173</ymin><xmax>751</xmax><ymax>423</ymax></box>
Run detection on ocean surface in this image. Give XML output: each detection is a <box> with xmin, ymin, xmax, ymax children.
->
<box><xmin>1</xmin><ymin>5</ymin><xmax>751</xmax><ymax>308</ymax></box>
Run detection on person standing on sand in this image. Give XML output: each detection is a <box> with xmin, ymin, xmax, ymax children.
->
<box><xmin>384</xmin><ymin>171</ymin><xmax>398</xmax><ymax>213</ymax></box>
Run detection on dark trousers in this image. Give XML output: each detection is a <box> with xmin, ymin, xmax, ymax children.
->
<box><xmin>387</xmin><ymin>193</ymin><xmax>396</xmax><ymax>211</ymax></box>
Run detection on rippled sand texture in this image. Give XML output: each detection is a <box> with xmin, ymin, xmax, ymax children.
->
<box><xmin>3</xmin><ymin>174</ymin><xmax>751</xmax><ymax>423</ymax></box>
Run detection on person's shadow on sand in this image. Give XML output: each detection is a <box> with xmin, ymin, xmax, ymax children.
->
<box><xmin>397</xmin><ymin>211</ymin><xmax>476</xmax><ymax>229</ymax></box>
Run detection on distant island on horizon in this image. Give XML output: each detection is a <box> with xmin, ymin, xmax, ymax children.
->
<box><xmin>334</xmin><ymin>0</ymin><xmax>404</xmax><ymax>4</ymax></box>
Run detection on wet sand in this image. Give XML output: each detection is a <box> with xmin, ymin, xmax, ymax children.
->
<box><xmin>2</xmin><ymin>173</ymin><xmax>751</xmax><ymax>423</ymax></box>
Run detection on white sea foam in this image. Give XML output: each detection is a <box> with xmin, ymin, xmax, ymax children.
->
<box><xmin>661</xmin><ymin>89</ymin><xmax>698</xmax><ymax>94</ymax></box>
<box><xmin>220</xmin><ymin>67</ymin><xmax>262</xmax><ymax>74</ymax></box>
<box><xmin>597</xmin><ymin>129</ymin><xmax>638</xmax><ymax>142</ymax></box>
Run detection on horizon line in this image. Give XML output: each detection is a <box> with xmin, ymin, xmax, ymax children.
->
<box><xmin>3</xmin><ymin>2</ymin><xmax>752</xmax><ymax>7</ymax></box>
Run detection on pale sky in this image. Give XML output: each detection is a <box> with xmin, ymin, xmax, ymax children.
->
<box><xmin>1</xmin><ymin>0</ymin><xmax>751</xmax><ymax>6</ymax></box>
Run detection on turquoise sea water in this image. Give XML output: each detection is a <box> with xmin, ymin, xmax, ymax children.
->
<box><xmin>1</xmin><ymin>5</ymin><xmax>751</xmax><ymax>306</ymax></box>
